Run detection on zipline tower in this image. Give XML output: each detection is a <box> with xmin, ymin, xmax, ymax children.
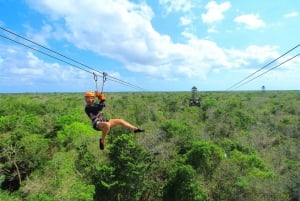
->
<box><xmin>189</xmin><ymin>86</ymin><xmax>201</xmax><ymax>107</ymax></box>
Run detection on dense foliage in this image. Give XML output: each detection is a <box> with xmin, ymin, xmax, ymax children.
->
<box><xmin>0</xmin><ymin>91</ymin><xmax>299</xmax><ymax>201</ymax></box>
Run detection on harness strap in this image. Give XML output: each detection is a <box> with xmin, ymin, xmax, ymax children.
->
<box><xmin>92</xmin><ymin>112</ymin><xmax>107</xmax><ymax>123</ymax></box>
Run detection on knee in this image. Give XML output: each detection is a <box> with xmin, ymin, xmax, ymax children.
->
<box><xmin>98</xmin><ymin>122</ymin><xmax>110</xmax><ymax>132</ymax></box>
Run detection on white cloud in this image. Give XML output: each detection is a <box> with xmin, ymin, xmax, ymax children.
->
<box><xmin>284</xmin><ymin>11</ymin><xmax>298</xmax><ymax>18</ymax></box>
<box><xmin>159</xmin><ymin>0</ymin><xmax>192</xmax><ymax>14</ymax></box>
<box><xmin>26</xmin><ymin>0</ymin><xmax>204</xmax><ymax>80</ymax></box>
<box><xmin>123</xmin><ymin>36</ymin><xmax>231</xmax><ymax>80</ymax></box>
<box><xmin>227</xmin><ymin>45</ymin><xmax>278</xmax><ymax>69</ymax></box>
<box><xmin>207</xmin><ymin>26</ymin><xmax>217</xmax><ymax>33</ymax></box>
<box><xmin>0</xmin><ymin>43</ymin><xmax>90</xmax><ymax>90</ymax></box>
<box><xmin>180</xmin><ymin>16</ymin><xmax>192</xmax><ymax>26</ymax></box>
<box><xmin>201</xmin><ymin>1</ymin><xmax>231</xmax><ymax>24</ymax></box>
<box><xmin>26</xmin><ymin>0</ymin><xmax>226</xmax><ymax>81</ymax></box>
<box><xmin>18</xmin><ymin>0</ymin><xmax>297</xmax><ymax>89</ymax></box>
<box><xmin>234</xmin><ymin>14</ymin><xmax>265</xmax><ymax>29</ymax></box>
<box><xmin>24</xmin><ymin>24</ymin><xmax>53</xmax><ymax>46</ymax></box>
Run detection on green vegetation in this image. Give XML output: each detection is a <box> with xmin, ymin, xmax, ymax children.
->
<box><xmin>0</xmin><ymin>91</ymin><xmax>299</xmax><ymax>201</ymax></box>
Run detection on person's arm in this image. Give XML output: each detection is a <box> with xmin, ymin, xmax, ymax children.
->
<box><xmin>95</xmin><ymin>92</ymin><xmax>106</xmax><ymax>109</ymax></box>
<box><xmin>85</xmin><ymin>106</ymin><xmax>94</xmax><ymax>120</ymax></box>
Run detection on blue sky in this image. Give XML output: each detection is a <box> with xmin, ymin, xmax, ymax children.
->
<box><xmin>0</xmin><ymin>0</ymin><xmax>300</xmax><ymax>93</ymax></box>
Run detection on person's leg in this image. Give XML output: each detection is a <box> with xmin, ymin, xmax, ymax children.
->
<box><xmin>98</xmin><ymin>122</ymin><xmax>110</xmax><ymax>149</ymax></box>
<box><xmin>109</xmin><ymin>118</ymin><xmax>145</xmax><ymax>133</ymax></box>
<box><xmin>97</xmin><ymin>119</ymin><xmax>145</xmax><ymax>150</ymax></box>
<box><xmin>109</xmin><ymin>118</ymin><xmax>138</xmax><ymax>130</ymax></box>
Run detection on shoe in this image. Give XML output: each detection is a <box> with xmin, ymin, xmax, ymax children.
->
<box><xmin>134</xmin><ymin>128</ymin><xmax>145</xmax><ymax>133</ymax></box>
<box><xmin>99</xmin><ymin>138</ymin><xmax>105</xmax><ymax>150</ymax></box>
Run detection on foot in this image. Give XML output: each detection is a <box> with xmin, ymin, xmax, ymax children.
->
<box><xmin>99</xmin><ymin>138</ymin><xmax>105</xmax><ymax>150</ymax></box>
<box><xmin>134</xmin><ymin>128</ymin><xmax>145</xmax><ymax>133</ymax></box>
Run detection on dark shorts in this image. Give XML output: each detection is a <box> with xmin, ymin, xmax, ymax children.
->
<box><xmin>92</xmin><ymin>114</ymin><xmax>109</xmax><ymax>131</ymax></box>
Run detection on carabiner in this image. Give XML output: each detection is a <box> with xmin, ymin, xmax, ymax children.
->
<box><xmin>102</xmin><ymin>72</ymin><xmax>107</xmax><ymax>83</ymax></box>
<box><xmin>93</xmin><ymin>72</ymin><xmax>98</xmax><ymax>92</ymax></box>
<box><xmin>101</xmin><ymin>72</ymin><xmax>108</xmax><ymax>93</ymax></box>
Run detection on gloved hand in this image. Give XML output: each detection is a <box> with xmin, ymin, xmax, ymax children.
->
<box><xmin>95</xmin><ymin>91</ymin><xmax>106</xmax><ymax>101</ymax></box>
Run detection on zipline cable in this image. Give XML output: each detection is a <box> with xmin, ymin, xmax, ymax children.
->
<box><xmin>0</xmin><ymin>34</ymin><xmax>144</xmax><ymax>90</ymax></box>
<box><xmin>0</xmin><ymin>34</ymin><xmax>92</xmax><ymax>74</ymax></box>
<box><xmin>0</xmin><ymin>26</ymin><xmax>144</xmax><ymax>90</ymax></box>
<box><xmin>226</xmin><ymin>44</ymin><xmax>300</xmax><ymax>90</ymax></box>
<box><xmin>0</xmin><ymin>26</ymin><xmax>145</xmax><ymax>91</ymax></box>
<box><xmin>231</xmin><ymin>53</ymin><xmax>300</xmax><ymax>90</ymax></box>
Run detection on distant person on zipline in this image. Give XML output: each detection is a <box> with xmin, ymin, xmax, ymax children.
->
<box><xmin>84</xmin><ymin>91</ymin><xmax>144</xmax><ymax>150</ymax></box>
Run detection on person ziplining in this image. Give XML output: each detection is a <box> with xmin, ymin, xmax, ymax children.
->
<box><xmin>84</xmin><ymin>72</ymin><xmax>144</xmax><ymax>150</ymax></box>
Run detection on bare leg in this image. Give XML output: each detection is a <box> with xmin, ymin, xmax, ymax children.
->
<box><xmin>97</xmin><ymin>119</ymin><xmax>144</xmax><ymax>149</ymax></box>
<box><xmin>98</xmin><ymin>122</ymin><xmax>110</xmax><ymax>148</ymax></box>
<box><xmin>108</xmin><ymin>118</ymin><xmax>138</xmax><ymax>130</ymax></box>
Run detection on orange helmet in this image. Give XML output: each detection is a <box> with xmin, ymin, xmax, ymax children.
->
<box><xmin>84</xmin><ymin>91</ymin><xmax>95</xmax><ymax>97</ymax></box>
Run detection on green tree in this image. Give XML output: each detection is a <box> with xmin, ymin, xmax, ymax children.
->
<box><xmin>0</xmin><ymin>190</ymin><xmax>21</xmax><ymax>201</ymax></box>
<box><xmin>22</xmin><ymin>151</ymin><xmax>95</xmax><ymax>201</ymax></box>
<box><xmin>57</xmin><ymin>122</ymin><xmax>94</xmax><ymax>149</ymax></box>
<box><xmin>210</xmin><ymin>150</ymin><xmax>285</xmax><ymax>201</ymax></box>
<box><xmin>93</xmin><ymin>134</ymin><xmax>152</xmax><ymax>201</ymax></box>
<box><xmin>185</xmin><ymin>141</ymin><xmax>225</xmax><ymax>180</ymax></box>
<box><xmin>163</xmin><ymin>164</ymin><xmax>207</xmax><ymax>201</ymax></box>
<box><xmin>160</xmin><ymin>119</ymin><xmax>194</xmax><ymax>154</ymax></box>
